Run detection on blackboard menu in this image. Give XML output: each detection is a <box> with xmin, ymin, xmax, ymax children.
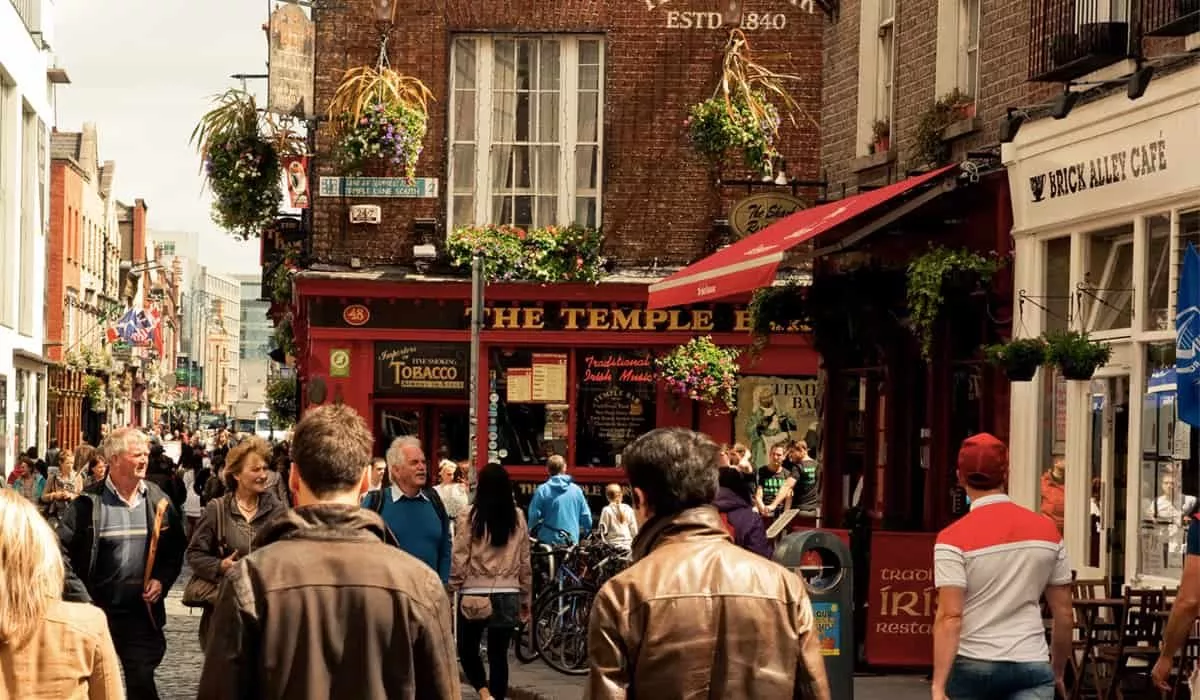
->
<box><xmin>575</xmin><ymin>350</ymin><xmax>657</xmax><ymax>466</ymax></box>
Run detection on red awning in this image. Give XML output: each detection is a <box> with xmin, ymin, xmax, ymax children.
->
<box><xmin>647</xmin><ymin>164</ymin><xmax>958</xmax><ymax>309</ymax></box>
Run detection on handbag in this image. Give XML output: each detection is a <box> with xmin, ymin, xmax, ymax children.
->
<box><xmin>182</xmin><ymin>499</ymin><xmax>226</xmax><ymax>608</ymax></box>
<box><xmin>461</xmin><ymin>594</ymin><xmax>494</xmax><ymax>621</ymax></box>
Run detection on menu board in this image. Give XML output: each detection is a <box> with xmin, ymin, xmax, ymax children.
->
<box><xmin>507</xmin><ymin>368</ymin><xmax>533</xmax><ymax>403</ymax></box>
<box><xmin>576</xmin><ymin>350</ymin><xmax>657</xmax><ymax>467</ymax></box>
<box><xmin>532</xmin><ymin>353</ymin><xmax>568</xmax><ymax>402</ymax></box>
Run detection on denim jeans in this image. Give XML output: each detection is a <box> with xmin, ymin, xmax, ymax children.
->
<box><xmin>946</xmin><ymin>656</ymin><xmax>1056</xmax><ymax>700</ymax></box>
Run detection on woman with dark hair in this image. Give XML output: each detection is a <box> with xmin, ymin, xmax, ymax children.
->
<box><xmin>449</xmin><ymin>463</ymin><xmax>532</xmax><ymax>700</ymax></box>
<box><xmin>714</xmin><ymin>466</ymin><xmax>773</xmax><ymax>558</ymax></box>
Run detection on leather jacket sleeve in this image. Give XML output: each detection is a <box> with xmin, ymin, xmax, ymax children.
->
<box><xmin>412</xmin><ymin>580</ymin><xmax>463</xmax><ymax>698</ymax></box>
<box><xmin>197</xmin><ymin>563</ymin><xmax>259</xmax><ymax>700</ymax></box>
<box><xmin>449</xmin><ymin>512</ymin><xmax>470</xmax><ymax>592</ymax></box>
<box><xmin>152</xmin><ymin>498</ymin><xmax>187</xmax><ymax>593</ymax></box>
<box><xmin>793</xmin><ymin>597</ymin><xmax>832</xmax><ymax>700</ymax></box>
<box><xmin>187</xmin><ymin>500</ymin><xmax>226</xmax><ymax>584</ymax></box>
<box><xmin>584</xmin><ymin>585</ymin><xmax>629</xmax><ymax>700</ymax></box>
<box><xmin>56</xmin><ymin>496</ymin><xmax>92</xmax><ymax>603</ymax></box>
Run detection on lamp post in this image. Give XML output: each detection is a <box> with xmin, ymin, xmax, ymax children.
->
<box><xmin>468</xmin><ymin>254</ymin><xmax>483</xmax><ymax>468</ymax></box>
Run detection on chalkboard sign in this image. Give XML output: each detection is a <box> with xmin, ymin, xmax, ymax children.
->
<box><xmin>576</xmin><ymin>350</ymin><xmax>657</xmax><ymax>466</ymax></box>
<box><xmin>374</xmin><ymin>342</ymin><xmax>469</xmax><ymax>398</ymax></box>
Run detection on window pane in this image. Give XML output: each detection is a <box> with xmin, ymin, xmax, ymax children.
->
<box><xmin>575</xmin><ymin>198</ymin><xmax>597</xmax><ymax>228</ymax></box>
<box><xmin>453</xmin><ymin>90</ymin><xmax>475</xmax><ymax>141</ymax></box>
<box><xmin>1040</xmin><ymin>368</ymin><xmax>1067</xmax><ymax>535</ymax></box>
<box><xmin>539</xmin><ymin>40</ymin><xmax>561</xmax><ymax>90</ymax></box>
<box><xmin>1139</xmin><ymin>343</ymin><xmax>1195</xmax><ymax>579</ymax></box>
<box><xmin>1045</xmin><ymin>237</ymin><xmax>1071</xmax><ymax>333</ymax></box>
<box><xmin>515</xmin><ymin>91</ymin><xmax>533</xmax><ymax>141</ymax></box>
<box><xmin>451</xmin><ymin>144</ymin><xmax>475</xmax><ymax>190</ymax></box>
<box><xmin>1179</xmin><ymin>211</ymin><xmax>1200</xmax><ymax>318</ymax></box>
<box><xmin>514</xmin><ymin>195</ymin><xmax>534</xmax><ymax>226</ymax></box>
<box><xmin>1147</xmin><ymin>214</ymin><xmax>1170</xmax><ymax>331</ymax></box>
<box><xmin>454</xmin><ymin>38</ymin><xmax>476</xmax><ymax>90</ymax></box>
<box><xmin>513</xmin><ymin>145</ymin><xmax>531</xmax><ymax>188</ymax></box>
<box><xmin>490</xmin><ymin>349</ymin><xmax>568</xmax><ymax>466</ymax></box>
<box><xmin>516</xmin><ymin>40</ymin><xmax>534</xmax><ymax>91</ymax></box>
<box><xmin>966</xmin><ymin>0</ymin><xmax>979</xmax><ymax>44</ymax></box>
<box><xmin>1083</xmin><ymin>223</ymin><xmax>1134</xmax><ymax>332</ymax></box>
<box><xmin>494</xmin><ymin>41</ymin><xmax>517</xmax><ymax>91</ymax></box>
<box><xmin>538</xmin><ymin>93</ymin><xmax>559</xmax><ymax>142</ymax></box>
<box><xmin>453</xmin><ymin>194</ymin><xmax>474</xmax><ymax>226</ymax></box>
<box><xmin>576</xmin><ymin>349</ymin><xmax>656</xmax><ymax>467</ymax></box>
<box><xmin>575</xmin><ymin>145</ymin><xmax>598</xmax><ymax>190</ymax></box>
<box><xmin>493</xmin><ymin>90</ymin><xmax>517</xmax><ymax>141</ymax></box>
<box><xmin>535</xmin><ymin>145</ymin><xmax>558</xmax><ymax>192</ymax></box>
<box><xmin>578</xmin><ymin>93</ymin><xmax>598</xmax><ymax>142</ymax></box>
<box><xmin>579</xmin><ymin>40</ymin><xmax>600</xmax><ymax>66</ymax></box>
<box><xmin>579</xmin><ymin>65</ymin><xmax>599</xmax><ymax>91</ymax></box>
<box><xmin>493</xmin><ymin>195</ymin><xmax>512</xmax><ymax>225</ymax></box>
<box><xmin>536</xmin><ymin>196</ymin><xmax>556</xmax><ymax>227</ymax></box>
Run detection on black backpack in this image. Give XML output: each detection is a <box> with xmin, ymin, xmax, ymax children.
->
<box><xmin>364</xmin><ymin>486</ymin><xmax>450</xmax><ymax>537</ymax></box>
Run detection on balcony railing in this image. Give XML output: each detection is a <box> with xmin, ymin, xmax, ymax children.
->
<box><xmin>9</xmin><ymin>0</ymin><xmax>39</xmax><ymax>33</ymax></box>
<box><xmin>1143</xmin><ymin>0</ymin><xmax>1200</xmax><ymax>36</ymax></box>
<box><xmin>1029</xmin><ymin>0</ymin><xmax>1138</xmax><ymax>82</ymax></box>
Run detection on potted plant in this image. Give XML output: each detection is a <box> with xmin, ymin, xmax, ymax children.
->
<box><xmin>656</xmin><ymin>336</ymin><xmax>741</xmax><ymax>414</ymax></box>
<box><xmin>1045</xmin><ymin>330</ymin><xmax>1112</xmax><ymax>380</ymax></box>
<box><xmin>984</xmin><ymin>337</ymin><xmax>1048</xmax><ymax>381</ymax></box>
<box><xmin>266</xmin><ymin>374</ymin><xmax>298</xmax><ymax>425</ymax></box>
<box><xmin>914</xmin><ymin>88</ymin><xmax>974</xmax><ymax>166</ymax></box>
<box><xmin>83</xmin><ymin>375</ymin><xmax>107</xmax><ymax>409</ymax></box>
<box><xmin>906</xmin><ymin>246</ymin><xmax>1003</xmax><ymax>359</ymax></box>
<box><xmin>870</xmin><ymin>119</ymin><xmax>891</xmax><ymax>154</ymax></box>
<box><xmin>686</xmin><ymin>29</ymin><xmax>810</xmax><ymax>176</ymax></box>
<box><xmin>747</xmin><ymin>283</ymin><xmax>809</xmax><ymax>354</ymax></box>
<box><xmin>446</xmin><ymin>224</ymin><xmax>606</xmax><ymax>283</ymax></box>
<box><xmin>328</xmin><ymin>66</ymin><xmax>433</xmax><ymax>179</ymax></box>
<box><xmin>191</xmin><ymin>90</ymin><xmax>288</xmax><ymax>240</ymax></box>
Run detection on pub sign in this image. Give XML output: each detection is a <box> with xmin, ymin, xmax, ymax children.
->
<box><xmin>374</xmin><ymin>342</ymin><xmax>468</xmax><ymax>398</ymax></box>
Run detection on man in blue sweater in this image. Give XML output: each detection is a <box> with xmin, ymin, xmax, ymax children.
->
<box><xmin>363</xmin><ymin>436</ymin><xmax>451</xmax><ymax>583</ymax></box>
<box><xmin>529</xmin><ymin>455</ymin><xmax>593</xmax><ymax>544</ymax></box>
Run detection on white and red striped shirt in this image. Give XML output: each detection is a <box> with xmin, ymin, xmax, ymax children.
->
<box><xmin>934</xmin><ymin>494</ymin><xmax>1071</xmax><ymax>663</ymax></box>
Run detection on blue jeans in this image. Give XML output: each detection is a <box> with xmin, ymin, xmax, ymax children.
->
<box><xmin>946</xmin><ymin>656</ymin><xmax>1056</xmax><ymax>700</ymax></box>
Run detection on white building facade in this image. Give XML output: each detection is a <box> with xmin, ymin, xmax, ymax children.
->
<box><xmin>1</xmin><ymin>0</ymin><xmax>57</xmax><ymax>475</ymax></box>
<box><xmin>1004</xmin><ymin>63</ymin><xmax>1200</xmax><ymax>586</ymax></box>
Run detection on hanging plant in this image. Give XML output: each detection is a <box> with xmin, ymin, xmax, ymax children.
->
<box><xmin>265</xmin><ymin>375</ymin><xmax>298</xmax><ymax>425</ymax></box>
<box><xmin>747</xmin><ymin>283</ymin><xmax>809</xmax><ymax>354</ymax></box>
<box><xmin>83</xmin><ymin>375</ymin><xmax>107</xmax><ymax>408</ymax></box>
<box><xmin>984</xmin><ymin>337</ymin><xmax>1048</xmax><ymax>382</ymax></box>
<box><xmin>914</xmin><ymin>88</ymin><xmax>973</xmax><ymax>166</ymax></box>
<box><xmin>1045</xmin><ymin>330</ymin><xmax>1112</xmax><ymax>381</ymax></box>
<box><xmin>268</xmin><ymin>258</ymin><xmax>297</xmax><ymax>306</ymax></box>
<box><xmin>273</xmin><ymin>315</ymin><xmax>297</xmax><ymax>359</ymax></box>
<box><xmin>446</xmin><ymin>224</ymin><xmax>606</xmax><ymax>283</ymax></box>
<box><xmin>906</xmin><ymin>246</ymin><xmax>1003</xmax><ymax>360</ymax></box>
<box><xmin>328</xmin><ymin>66</ymin><xmax>433</xmax><ymax>179</ymax></box>
<box><xmin>685</xmin><ymin>29</ymin><xmax>812</xmax><ymax>175</ymax></box>
<box><xmin>191</xmin><ymin>90</ymin><xmax>285</xmax><ymax>239</ymax></box>
<box><xmin>656</xmin><ymin>336</ymin><xmax>741</xmax><ymax>414</ymax></box>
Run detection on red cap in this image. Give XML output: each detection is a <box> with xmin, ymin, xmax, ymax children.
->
<box><xmin>957</xmin><ymin>433</ymin><xmax>1008</xmax><ymax>490</ymax></box>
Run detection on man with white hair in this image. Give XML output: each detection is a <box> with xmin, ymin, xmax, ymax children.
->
<box><xmin>57</xmin><ymin>426</ymin><xmax>186</xmax><ymax>700</ymax></box>
<box><xmin>362</xmin><ymin>436</ymin><xmax>451</xmax><ymax>583</ymax></box>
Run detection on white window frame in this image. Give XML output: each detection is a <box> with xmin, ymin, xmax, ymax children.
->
<box><xmin>934</xmin><ymin>0</ymin><xmax>981</xmax><ymax>103</ymax></box>
<box><xmin>855</xmin><ymin>0</ymin><xmax>897</xmax><ymax>156</ymax></box>
<box><xmin>447</xmin><ymin>34</ymin><xmax>605</xmax><ymax>232</ymax></box>
<box><xmin>876</xmin><ymin>2</ymin><xmax>896</xmax><ymax>126</ymax></box>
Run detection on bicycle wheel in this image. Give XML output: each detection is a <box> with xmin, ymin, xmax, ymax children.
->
<box><xmin>513</xmin><ymin>621</ymin><xmax>539</xmax><ymax>663</ymax></box>
<box><xmin>531</xmin><ymin>587</ymin><xmax>594</xmax><ymax>676</ymax></box>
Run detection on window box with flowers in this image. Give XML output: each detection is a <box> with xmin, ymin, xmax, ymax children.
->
<box><xmin>328</xmin><ymin>66</ymin><xmax>432</xmax><ymax>179</ymax></box>
<box><xmin>657</xmin><ymin>336</ymin><xmax>741</xmax><ymax>414</ymax></box>
<box><xmin>868</xmin><ymin>119</ymin><xmax>891</xmax><ymax>154</ymax></box>
<box><xmin>446</xmin><ymin>224</ymin><xmax>606</xmax><ymax>283</ymax></box>
<box><xmin>914</xmin><ymin>88</ymin><xmax>976</xmax><ymax>166</ymax></box>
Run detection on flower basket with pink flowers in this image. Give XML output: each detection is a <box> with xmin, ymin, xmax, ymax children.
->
<box><xmin>657</xmin><ymin>336</ymin><xmax>741</xmax><ymax>413</ymax></box>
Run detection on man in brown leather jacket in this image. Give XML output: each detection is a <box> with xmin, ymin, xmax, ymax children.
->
<box><xmin>587</xmin><ymin>428</ymin><xmax>831</xmax><ymax>700</ymax></box>
<box><xmin>197</xmin><ymin>405</ymin><xmax>460</xmax><ymax>699</ymax></box>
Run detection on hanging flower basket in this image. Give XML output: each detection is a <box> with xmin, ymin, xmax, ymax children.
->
<box><xmin>747</xmin><ymin>283</ymin><xmax>809</xmax><ymax>354</ymax></box>
<box><xmin>446</xmin><ymin>224</ymin><xmax>606</xmax><ymax>283</ymax></box>
<box><xmin>984</xmin><ymin>337</ymin><xmax>1047</xmax><ymax>382</ymax></box>
<box><xmin>656</xmin><ymin>336</ymin><xmax>741</xmax><ymax>414</ymax></box>
<box><xmin>906</xmin><ymin>246</ymin><xmax>1003</xmax><ymax>360</ymax></box>
<box><xmin>265</xmin><ymin>375</ymin><xmax>297</xmax><ymax>425</ymax></box>
<box><xmin>328</xmin><ymin>66</ymin><xmax>433</xmax><ymax>179</ymax></box>
<box><xmin>1045</xmin><ymin>330</ymin><xmax>1112</xmax><ymax>381</ymax></box>
<box><xmin>686</xmin><ymin>94</ymin><xmax>780</xmax><ymax>175</ymax></box>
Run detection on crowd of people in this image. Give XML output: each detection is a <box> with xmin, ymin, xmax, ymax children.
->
<box><xmin>0</xmin><ymin>406</ymin><xmax>837</xmax><ymax>699</ymax></box>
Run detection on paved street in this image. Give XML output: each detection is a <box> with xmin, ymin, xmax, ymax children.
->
<box><xmin>158</xmin><ymin>569</ymin><xmax>930</xmax><ymax>699</ymax></box>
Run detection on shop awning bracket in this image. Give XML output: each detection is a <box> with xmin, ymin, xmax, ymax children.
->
<box><xmin>1017</xmin><ymin>290</ymin><xmax>1073</xmax><ymax>324</ymax></box>
<box><xmin>1076</xmin><ymin>282</ymin><xmax>1135</xmax><ymax>320</ymax></box>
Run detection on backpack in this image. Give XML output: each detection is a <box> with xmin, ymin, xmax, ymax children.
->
<box><xmin>364</xmin><ymin>486</ymin><xmax>450</xmax><ymax>536</ymax></box>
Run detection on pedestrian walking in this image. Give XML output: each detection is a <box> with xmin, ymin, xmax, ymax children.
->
<box><xmin>0</xmin><ymin>489</ymin><xmax>124</xmax><ymax>699</ymax></box>
<box><xmin>362</xmin><ymin>436</ymin><xmax>452</xmax><ymax>583</ymax></box>
<box><xmin>450</xmin><ymin>463</ymin><xmax>533</xmax><ymax>700</ymax></box>
<box><xmin>185</xmin><ymin>436</ymin><xmax>287</xmax><ymax>646</ymax></box>
<box><xmin>197</xmin><ymin>404</ymin><xmax>460</xmax><ymax>699</ymax></box>
<box><xmin>41</xmin><ymin>446</ymin><xmax>84</xmax><ymax>527</ymax></box>
<box><xmin>932</xmin><ymin>433</ymin><xmax>1073</xmax><ymax>700</ymax></box>
<box><xmin>597</xmin><ymin>483</ymin><xmax>637</xmax><ymax>551</ymax></box>
<box><xmin>528</xmin><ymin>455</ymin><xmax>592</xmax><ymax>545</ymax></box>
<box><xmin>435</xmin><ymin>459</ymin><xmax>471</xmax><ymax>520</ymax></box>
<box><xmin>56</xmin><ymin>427</ymin><xmax>186</xmax><ymax>700</ymax></box>
<box><xmin>586</xmin><ymin>428</ymin><xmax>831</xmax><ymax>699</ymax></box>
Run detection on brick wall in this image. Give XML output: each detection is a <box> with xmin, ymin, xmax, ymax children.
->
<box><xmin>311</xmin><ymin>1</ymin><xmax>824</xmax><ymax>269</ymax></box>
<box><xmin>47</xmin><ymin>162</ymin><xmax>83</xmax><ymax>363</ymax></box>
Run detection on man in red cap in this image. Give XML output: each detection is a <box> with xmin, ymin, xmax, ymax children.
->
<box><xmin>931</xmin><ymin>433</ymin><xmax>1074</xmax><ymax>700</ymax></box>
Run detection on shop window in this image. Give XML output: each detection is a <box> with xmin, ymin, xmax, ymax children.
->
<box><xmin>490</xmin><ymin>348</ymin><xmax>570</xmax><ymax>466</ymax></box>
<box><xmin>1139</xmin><ymin>343</ymin><xmax>1199</xmax><ymax>579</ymax></box>
<box><xmin>448</xmin><ymin>35</ymin><xmax>603</xmax><ymax>231</ymax></box>
<box><xmin>575</xmin><ymin>349</ymin><xmax>656</xmax><ymax>467</ymax></box>
<box><xmin>1178</xmin><ymin>211</ymin><xmax>1200</xmax><ymax>319</ymax></box>
<box><xmin>1039</xmin><ymin>366</ymin><xmax>1067</xmax><ymax>536</ymax></box>
<box><xmin>1043</xmin><ymin>237</ymin><xmax>1071</xmax><ymax>333</ymax></box>
<box><xmin>1146</xmin><ymin>214</ymin><xmax>1171</xmax><ymax>331</ymax></box>
<box><xmin>1089</xmin><ymin>376</ymin><xmax>1128</xmax><ymax>572</ymax></box>
<box><xmin>1082</xmin><ymin>223</ymin><xmax>1134</xmax><ymax>333</ymax></box>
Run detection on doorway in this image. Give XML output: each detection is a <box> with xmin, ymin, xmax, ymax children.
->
<box><xmin>373</xmin><ymin>403</ymin><xmax>470</xmax><ymax>464</ymax></box>
<box><xmin>1088</xmin><ymin>375</ymin><xmax>1130</xmax><ymax>587</ymax></box>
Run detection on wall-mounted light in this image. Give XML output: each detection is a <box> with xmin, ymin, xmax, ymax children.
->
<box><xmin>1128</xmin><ymin>65</ymin><xmax>1154</xmax><ymax>100</ymax></box>
<box><xmin>1050</xmin><ymin>90</ymin><xmax>1079</xmax><ymax>120</ymax></box>
<box><xmin>374</xmin><ymin>0</ymin><xmax>397</xmax><ymax>27</ymax></box>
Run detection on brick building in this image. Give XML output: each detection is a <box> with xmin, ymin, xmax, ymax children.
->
<box><xmin>290</xmin><ymin>0</ymin><xmax>828</xmax><ymax>494</ymax></box>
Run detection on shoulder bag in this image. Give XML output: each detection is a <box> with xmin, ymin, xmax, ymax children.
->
<box><xmin>182</xmin><ymin>498</ymin><xmax>226</xmax><ymax>608</ymax></box>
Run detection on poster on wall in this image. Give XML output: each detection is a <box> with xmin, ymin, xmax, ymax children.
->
<box><xmin>734</xmin><ymin>375</ymin><xmax>821</xmax><ymax>468</ymax></box>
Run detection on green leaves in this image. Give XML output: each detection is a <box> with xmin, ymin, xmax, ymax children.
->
<box><xmin>446</xmin><ymin>225</ymin><xmax>606</xmax><ymax>283</ymax></box>
<box><xmin>657</xmin><ymin>336</ymin><xmax>741</xmax><ymax>414</ymax></box>
<box><xmin>687</xmin><ymin>95</ymin><xmax>780</xmax><ymax>174</ymax></box>
<box><xmin>906</xmin><ymin>246</ymin><xmax>1002</xmax><ymax>360</ymax></box>
<box><xmin>265</xmin><ymin>375</ymin><xmax>297</xmax><ymax>425</ymax></box>
<box><xmin>1044</xmin><ymin>330</ymin><xmax>1112</xmax><ymax>380</ymax></box>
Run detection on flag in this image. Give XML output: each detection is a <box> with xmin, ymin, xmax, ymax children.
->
<box><xmin>146</xmin><ymin>305</ymin><xmax>164</xmax><ymax>358</ymax></box>
<box><xmin>1176</xmin><ymin>244</ymin><xmax>1200</xmax><ymax>427</ymax></box>
<box><xmin>107</xmin><ymin>309</ymin><xmax>137</xmax><ymax>343</ymax></box>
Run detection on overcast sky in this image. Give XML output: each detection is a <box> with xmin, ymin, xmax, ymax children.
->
<box><xmin>54</xmin><ymin>0</ymin><xmax>274</xmax><ymax>276</ymax></box>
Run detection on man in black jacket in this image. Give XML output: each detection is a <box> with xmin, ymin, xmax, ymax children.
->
<box><xmin>57</xmin><ymin>426</ymin><xmax>186</xmax><ymax>700</ymax></box>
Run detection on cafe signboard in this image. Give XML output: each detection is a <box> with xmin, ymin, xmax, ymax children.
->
<box><xmin>374</xmin><ymin>342</ymin><xmax>468</xmax><ymax>398</ymax></box>
<box><xmin>729</xmin><ymin>192</ymin><xmax>806</xmax><ymax>239</ymax></box>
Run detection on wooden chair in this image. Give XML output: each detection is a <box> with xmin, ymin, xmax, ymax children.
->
<box><xmin>1095</xmin><ymin>588</ymin><xmax>1169</xmax><ymax>700</ymax></box>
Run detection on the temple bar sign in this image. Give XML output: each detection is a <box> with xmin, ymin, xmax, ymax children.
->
<box><xmin>649</xmin><ymin>0</ymin><xmax>815</xmax><ymax>30</ymax></box>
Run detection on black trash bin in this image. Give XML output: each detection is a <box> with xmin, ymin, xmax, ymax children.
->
<box><xmin>775</xmin><ymin>530</ymin><xmax>854</xmax><ymax>700</ymax></box>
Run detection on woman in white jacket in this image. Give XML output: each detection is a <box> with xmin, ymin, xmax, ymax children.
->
<box><xmin>597</xmin><ymin>483</ymin><xmax>638</xmax><ymax>551</ymax></box>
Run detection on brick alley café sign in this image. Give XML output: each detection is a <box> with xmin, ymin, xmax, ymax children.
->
<box><xmin>647</xmin><ymin>0</ymin><xmax>816</xmax><ymax>30</ymax></box>
<box><xmin>310</xmin><ymin>298</ymin><xmax>809</xmax><ymax>334</ymax></box>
